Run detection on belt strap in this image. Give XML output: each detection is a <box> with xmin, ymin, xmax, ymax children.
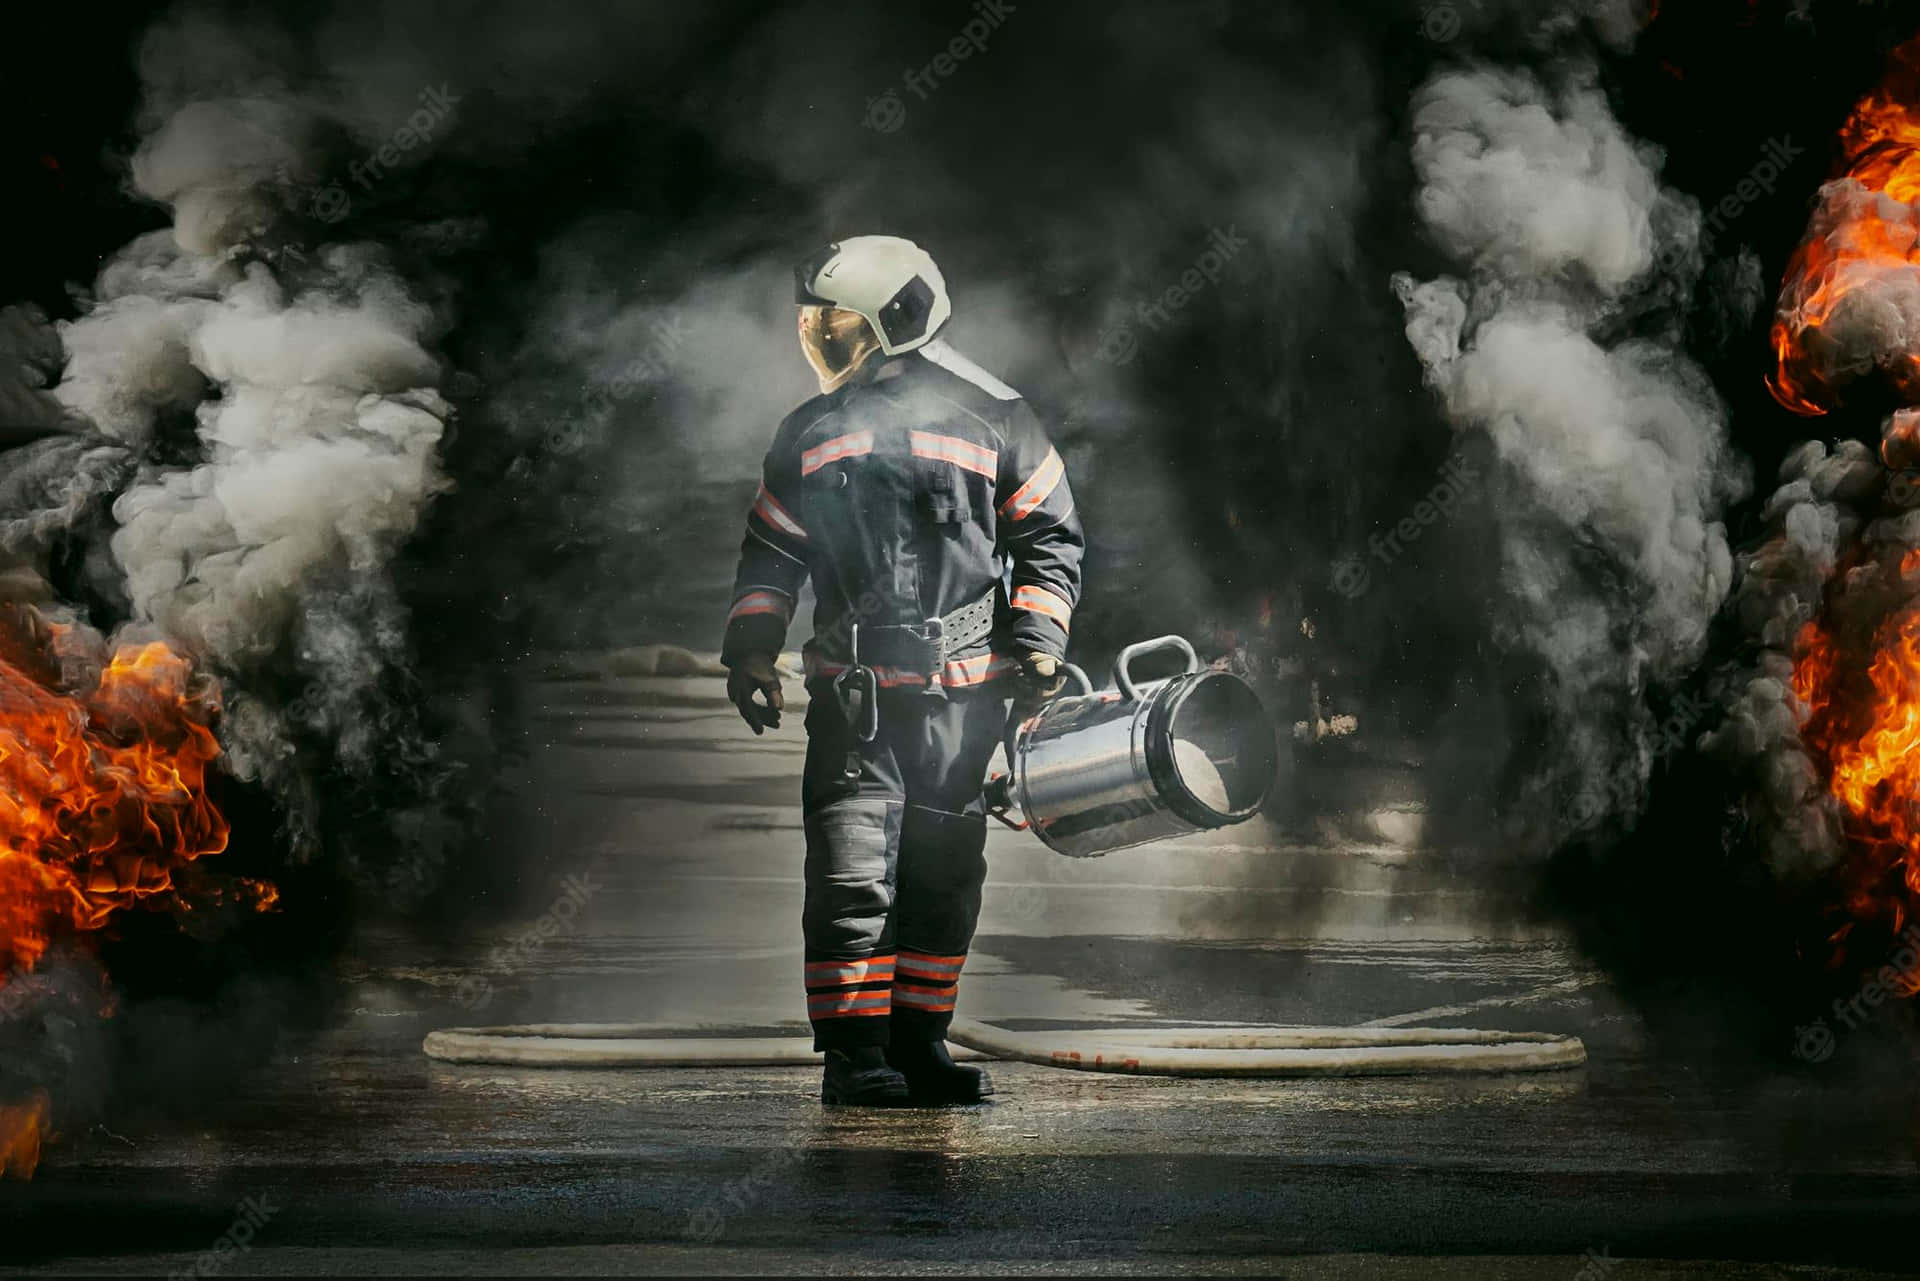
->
<box><xmin>852</xmin><ymin>589</ymin><xmax>997</xmax><ymax>673</ymax></box>
<box><xmin>936</xmin><ymin>591</ymin><xmax>996</xmax><ymax>654</ymax></box>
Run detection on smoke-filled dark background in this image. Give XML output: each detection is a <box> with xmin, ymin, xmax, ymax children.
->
<box><xmin>4</xmin><ymin>0</ymin><xmax>1920</xmax><ymax>1127</ymax></box>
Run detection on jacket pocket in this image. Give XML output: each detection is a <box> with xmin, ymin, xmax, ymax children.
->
<box><xmin>917</xmin><ymin>460</ymin><xmax>968</xmax><ymax>525</ymax></box>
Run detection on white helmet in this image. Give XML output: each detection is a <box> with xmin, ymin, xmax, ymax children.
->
<box><xmin>794</xmin><ymin>235</ymin><xmax>952</xmax><ymax>355</ymax></box>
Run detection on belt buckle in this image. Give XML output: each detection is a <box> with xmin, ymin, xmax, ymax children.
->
<box><xmin>918</xmin><ymin>616</ymin><xmax>947</xmax><ymax>672</ymax></box>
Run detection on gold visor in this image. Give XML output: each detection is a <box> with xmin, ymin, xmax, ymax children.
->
<box><xmin>798</xmin><ymin>305</ymin><xmax>882</xmax><ymax>394</ymax></box>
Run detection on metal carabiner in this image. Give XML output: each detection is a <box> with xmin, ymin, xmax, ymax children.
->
<box><xmin>834</xmin><ymin>663</ymin><xmax>880</xmax><ymax>744</ymax></box>
<box><xmin>833</xmin><ymin>623</ymin><xmax>880</xmax><ymax>782</ymax></box>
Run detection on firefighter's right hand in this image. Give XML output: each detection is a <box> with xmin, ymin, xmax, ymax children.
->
<box><xmin>727</xmin><ymin>652</ymin><xmax>784</xmax><ymax>734</ymax></box>
<box><xmin>1019</xmin><ymin>651</ymin><xmax>1067</xmax><ymax>701</ymax></box>
<box><xmin>1011</xmin><ymin>652</ymin><xmax>1068</xmax><ymax>724</ymax></box>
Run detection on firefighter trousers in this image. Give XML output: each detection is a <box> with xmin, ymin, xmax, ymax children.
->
<box><xmin>799</xmin><ymin>678</ymin><xmax>1007</xmax><ymax>1050</ymax></box>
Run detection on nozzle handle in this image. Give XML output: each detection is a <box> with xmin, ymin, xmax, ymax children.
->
<box><xmin>1114</xmin><ymin>635</ymin><xmax>1199</xmax><ymax>702</ymax></box>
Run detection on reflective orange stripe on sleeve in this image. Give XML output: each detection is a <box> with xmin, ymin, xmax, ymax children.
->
<box><xmin>728</xmin><ymin>590</ymin><xmax>793</xmax><ymax>622</ymax></box>
<box><xmin>1000</xmin><ymin>447</ymin><xmax>1065</xmax><ymax>521</ymax></box>
<box><xmin>1010</xmin><ymin>584</ymin><xmax>1072</xmax><ymax>630</ymax></box>
<box><xmin>751</xmin><ymin>484</ymin><xmax>809</xmax><ymax>542</ymax></box>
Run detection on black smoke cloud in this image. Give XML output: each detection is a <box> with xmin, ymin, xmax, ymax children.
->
<box><xmin>0</xmin><ymin>0</ymin><xmax>1504</xmax><ymax>1125</ymax></box>
<box><xmin>4</xmin><ymin>0</ymin><xmax>1917</xmax><ymax>1129</ymax></box>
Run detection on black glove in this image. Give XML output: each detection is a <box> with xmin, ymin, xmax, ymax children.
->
<box><xmin>726</xmin><ymin>652</ymin><xmax>784</xmax><ymax>734</ymax></box>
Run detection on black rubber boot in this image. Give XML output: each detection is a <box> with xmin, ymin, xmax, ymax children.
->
<box><xmin>820</xmin><ymin>1047</ymin><xmax>910</xmax><ymax>1107</ymax></box>
<box><xmin>885</xmin><ymin>1039</ymin><xmax>995</xmax><ymax>1105</ymax></box>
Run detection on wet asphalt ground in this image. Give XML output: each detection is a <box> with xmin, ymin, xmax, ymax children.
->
<box><xmin>4</xmin><ymin>665</ymin><xmax>1920</xmax><ymax>1276</ymax></box>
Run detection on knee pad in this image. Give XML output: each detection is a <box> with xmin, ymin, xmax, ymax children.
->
<box><xmin>803</xmin><ymin>799</ymin><xmax>901</xmax><ymax>956</ymax></box>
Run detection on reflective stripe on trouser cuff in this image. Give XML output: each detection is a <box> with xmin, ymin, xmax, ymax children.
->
<box><xmin>892</xmin><ymin>983</ymin><xmax>956</xmax><ymax>1013</ymax></box>
<box><xmin>807</xmin><ymin>990</ymin><xmax>891</xmax><ymax>1018</ymax></box>
<box><xmin>898</xmin><ymin>950</ymin><xmax>965</xmax><ymax>977</ymax></box>
<box><xmin>894</xmin><ymin>950</ymin><xmax>964</xmax><ymax>1013</ymax></box>
<box><xmin>806</xmin><ymin>954</ymin><xmax>896</xmax><ymax>1019</ymax></box>
<box><xmin>805</xmin><ymin>956</ymin><xmax>896</xmax><ymax>985</ymax></box>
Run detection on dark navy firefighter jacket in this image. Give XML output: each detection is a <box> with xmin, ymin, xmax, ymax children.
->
<box><xmin>721</xmin><ymin>352</ymin><xmax>1084</xmax><ymax>692</ymax></box>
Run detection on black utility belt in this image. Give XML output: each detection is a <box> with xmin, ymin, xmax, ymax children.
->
<box><xmin>846</xmin><ymin>590</ymin><xmax>996</xmax><ymax>672</ymax></box>
<box><xmin>831</xmin><ymin>590</ymin><xmax>999</xmax><ymax>780</ymax></box>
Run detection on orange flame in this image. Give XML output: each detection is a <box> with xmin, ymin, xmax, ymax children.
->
<box><xmin>0</xmin><ymin>1091</ymin><xmax>50</xmax><ymax>1180</ymax></box>
<box><xmin>1794</xmin><ymin>612</ymin><xmax>1920</xmax><ymax>945</ymax></box>
<box><xmin>1768</xmin><ymin>36</ymin><xmax>1920</xmax><ymax>416</ymax></box>
<box><xmin>0</xmin><ymin>624</ymin><xmax>279</xmax><ymax>1178</ymax></box>
<box><xmin>0</xmin><ymin>639</ymin><xmax>237</xmax><ymax>978</ymax></box>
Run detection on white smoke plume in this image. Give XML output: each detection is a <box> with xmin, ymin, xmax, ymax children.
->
<box><xmin>16</xmin><ymin>93</ymin><xmax>453</xmax><ymax>857</ymax></box>
<box><xmin>0</xmin><ymin>306</ymin><xmax>87</xmax><ymax>446</ymax></box>
<box><xmin>130</xmin><ymin>99</ymin><xmax>319</xmax><ymax>259</ymax></box>
<box><xmin>0</xmin><ymin>307</ymin><xmax>129</xmax><ymax>593</ymax></box>
<box><xmin>1393</xmin><ymin>59</ymin><xmax>1749</xmax><ymax>842</ymax></box>
<box><xmin>106</xmin><ymin>251</ymin><xmax>447</xmax><ymax>661</ymax></box>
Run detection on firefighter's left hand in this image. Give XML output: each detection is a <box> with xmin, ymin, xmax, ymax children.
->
<box><xmin>726</xmin><ymin>652</ymin><xmax>784</xmax><ymax>734</ymax></box>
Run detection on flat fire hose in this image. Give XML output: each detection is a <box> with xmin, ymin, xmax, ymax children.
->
<box><xmin>422</xmin><ymin>1018</ymin><xmax>1586</xmax><ymax>1076</ymax></box>
<box><xmin>427</xmin><ymin>641</ymin><xmax>1586</xmax><ymax>1078</ymax></box>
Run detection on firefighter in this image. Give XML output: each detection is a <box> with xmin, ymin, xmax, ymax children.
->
<box><xmin>720</xmin><ymin>236</ymin><xmax>1083</xmax><ymax>1106</ymax></box>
